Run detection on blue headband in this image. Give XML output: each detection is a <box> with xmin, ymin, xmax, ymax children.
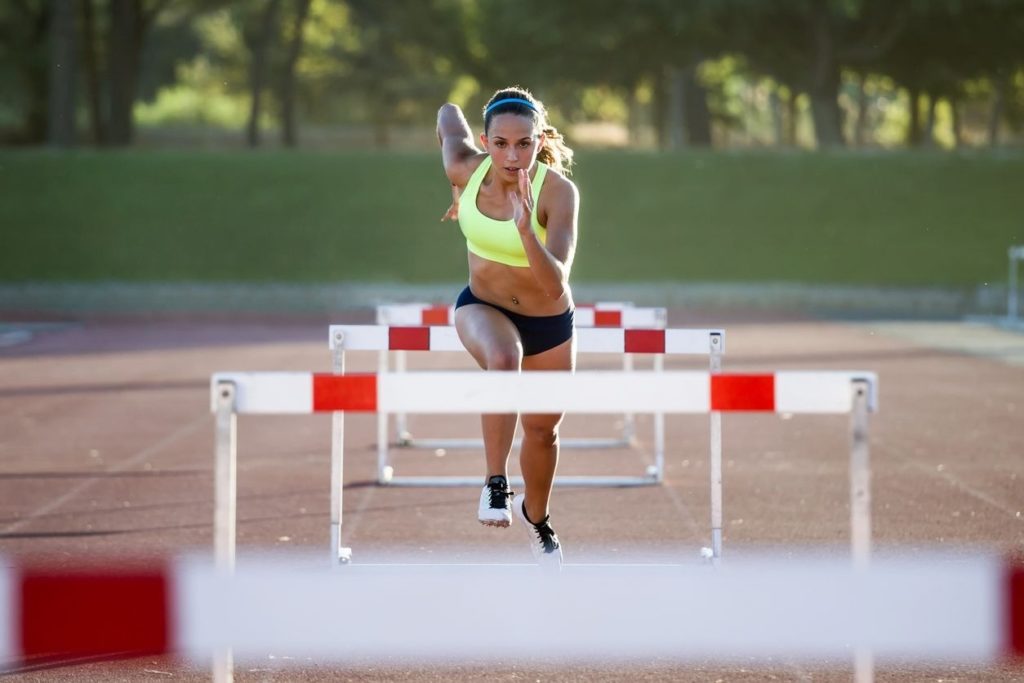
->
<box><xmin>485</xmin><ymin>97</ymin><xmax>538</xmax><ymax>116</ymax></box>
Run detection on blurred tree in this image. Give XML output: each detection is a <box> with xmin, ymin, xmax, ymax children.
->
<box><xmin>340</xmin><ymin>0</ymin><xmax>470</xmax><ymax>147</ymax></box>
<box><xmin>277</xmin><ymin>0</ymin><xmax>311</xmax><ymax>146</ymax></box>
<box><xmin>469</xmin><ymin>0</ymin><xmax>728</xmax><ymax>149</ymax></box>
<box><xmin>873</xmin><ymin>0</ymin><xmax>1024</xmax><ymax>148</ymax></box>
<box><xmin>0</xmin><ymin>1</ymin><xmax>51</xmax><ymax>143</ymax></box>
<box><xmin>47</xmin><ymin>0</ymin><xmax>77</xmax><ymax>147</ymax></box>
<box><xmin>243</xmin><ymin>0</ymin><xmax>281</xmax><ymax>147</ymax></box>
<box><xmin>107</xmin><ymin>0</ymin><xmax>179</xmax><ymax>145</ymax></box>
<box><xmin>728</xmin><ymin>0</ymin><xmax>908</xmax><ymax>148</ymax></box>
<box><xmin>80</xmin><ymin>0</ymin><xmax>105</xmax><ymax>143</ymax></box>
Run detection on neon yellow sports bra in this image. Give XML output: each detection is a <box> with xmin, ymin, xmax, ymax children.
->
<box><xmin>458</xmin><ymin>156</ymin><xmax>548</xmax><ymax>268</ymax></box>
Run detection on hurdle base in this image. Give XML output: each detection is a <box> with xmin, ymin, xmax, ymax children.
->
<box><xmin>395</xmin><ymin>436</ymin><xmax>637</xmax><ymax>451</ymax></box>
<box><xmin>378</xmin><ymin>474</ymin><xmax>660</xmax><ymax>487</ymax></box>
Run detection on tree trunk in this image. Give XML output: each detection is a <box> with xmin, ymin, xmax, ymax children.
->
<box><xmin>666</xmin><ymin>65</ymin><xmax>685</xmax><ymax>150</ymax></box>
<box><xmin>682</xmin><ymin>64</ymin><xmax>712</xmax><ymax>147</ymax></box>
<box><xmin>247</xmin><ymin>0</ymin><xmax>282</xmax><ymax>148</ymax></box>
<box><xmin>808</xmin><ymin>3</ymin><xmax>844</xmax><ymax>148</ymax></box>
<box><xmin>770</xmin><ymin>88</ymin><xmax>784</xmax><ymax>147</ymax></box>
<box><xmin>923</xmin><ymin>93</ymin><xmax>937</xmax><ymax>148</ymax></box>
<box><xmin>988</xmin><ymin>74</ymin><xmax>1007</xmax><ymax>148</ymax></box>
<box><xmin>17</xmin><ymin>5</ymin><xmax>52</xmax><ymax>144</ymax></box>
<box><xmin>650</xmin><ymin>74</ymin><xmax>668</xmax><ymax>150</ymax></box>
<box><xmin>786</xmin><ymin>88</ymin><xmax>798</xmax><ymax>147</ymax></box>
<box><xmin>854</xmin><ymin>73</ymin><xmax>869</xmax><ymax>148</ymax></box>
<box><xmin>107</xmin><ymin>0</ymin><xmax>139</xmax><ymax>146</ymax></box>
<box><xmin>951</xmin><ymin>98</ymin><xmax>962</xmax><ymax>149</ymax></box>
<box><xmin>47</xmin><ymin>0</ymin><xmax>78</xmax><ymax>147</ymax></box>
<box><xmin>906</xmin><ymin>87</ymin><xmax>921</xmax><ymax>147</ymax></box>
<box><xmin>279</xmin><ymin>0</ymin><xmax>311</xmax><ymax>148</ymax></box>
<box><xmin>809</xmin><ymin>87</ymin><xmax>844</xmax><ymax>148</ymax></box>
<box><xmin>627</xmin><ymin>84</ymin><xmax>643</xmax><ymax>147</ymax></box>
<box><xmin>80</xmin><ymin>0</ymin><xmax>105</xmax><ymax>145</ymax></box>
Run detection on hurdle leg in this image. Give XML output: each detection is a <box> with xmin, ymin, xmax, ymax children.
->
<box><xmin>651</xmin><ymin>354</ymin><xmax>665</xmax><ymax>482</ymax></box>
<box><xmin>708</xmin><ymin>333</ymin><xmax>724</xmax><ymax>563</ymax></box>
<box><xmin>850</xmin><ymin>378</ymin><xmax>873</xmax><ymax>682</ymax></box>
<box><xmin>331</xmin><ymin>346</ymin><xmax>352</xmax><ymax>564</ymax></box>
<box><xmin>1009</xmin><ymin>246</ymin><xmax>1020</xmax><ymax>324</ymax></box>
<box><xmin>622</xmin><ymin>352</ymin><xmax>636</xmax><ymax>444</ymax></box>
<box><xmin>213</xmin><ymin>381</ymin><xmax>237</xmax><ymax>683</ymax></box>
<box><xmin>377</xmin><ymin>350</ymin><xmax>392</xmax><ymax>483</ymax></box>
<box><xmin>394</xmin><ymin>350</ymin><xmax>411</xmax><ymax>443</ymax></box>
<box><xmin>850</xmin><ymin>378</ymin><xmax>872</xmax><ymax>566</ymax></box>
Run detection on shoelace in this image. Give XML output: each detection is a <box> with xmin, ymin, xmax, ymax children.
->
<box><xmin>531</xmin><ymin>520</ymin><xmax>560</xmax><ymax>554</ymax></box>
<box><xmin>487</xmin><ymin>480</ymin><xmax>513</xmax><ymax>509</ymax></box>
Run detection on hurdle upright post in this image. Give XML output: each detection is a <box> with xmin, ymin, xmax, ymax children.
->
<box><xmin>331</xmin><ymin>330</ymin><xmax>353</xmax><ymax>564</ymax></box>
<box><xmin>850</xmin><ymin>378</ymin><xmax>872</xmax><ymax>568</ymax></box>
<box><xmin>850</xmin><ymin>377</ymin><xmax>874</xmax><ymax>683</ymax></box>
<box><xmin>1009</xmin><ymin>245</ymin><xmax>1022</xmax><ymax>325</ymax></box>
<box><xmin>213</xmin><ymin>380</ymin><xmax>237</xmax><ymax>683</ymax></box>
<box><xmin>708</xmin><ymin>333</ymin><xmax>724</xmax><ymax>563</ymax></box>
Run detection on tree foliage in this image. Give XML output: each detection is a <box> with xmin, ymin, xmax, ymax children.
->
<box><xmin>1</xmin><ymin>0</ymin><xmax>1022</xmax><ymax>149</ymax></box>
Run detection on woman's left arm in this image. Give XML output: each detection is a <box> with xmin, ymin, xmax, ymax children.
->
<box><xmin>511</xmin><ymin>171</ymin><xmax>578</xmax><ymax>300</ymax></box>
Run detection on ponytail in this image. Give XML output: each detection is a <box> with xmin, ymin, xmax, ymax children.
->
<box><xmin>538</xmin><ymin>125</ymin><xmax>574</xmax><ymax>177</ymax></box>
<box><xmin>483</xmin><ymin>86</ymin><xmax>575</xmax><ymax>176</ymax></box>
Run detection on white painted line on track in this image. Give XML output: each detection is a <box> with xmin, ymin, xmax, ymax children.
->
<box><xmin>2</xmin><ymin>414</ymin><xmax>210</xmax><ymax>536</ymax></box>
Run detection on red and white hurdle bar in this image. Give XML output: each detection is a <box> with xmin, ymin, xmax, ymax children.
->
<box><xmin>330</xmin><ymin>323</ymin><xmax>723</xmax><ymax>487</ymax></box>
<box><xmin>210</xmin><ymin>370</ymin><xmax>877</xmax><ymax>568</ymax></box>
<box><xmin>373</xmin><ymin>303</ymin><xmax>671</xmax><ymax>475</ymax></box>
<box><xmin>2</xmin><ymin>554</ymin><xmax>1021</xmax><ymax>670</ymax></box>
<box><xmin>375</xmin><ymin>300</ymin><xmax>667</xmax><ymax>328</ymax></box>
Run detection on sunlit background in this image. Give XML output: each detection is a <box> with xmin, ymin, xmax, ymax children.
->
<box><xmin>1</xmin><ymin>0</ymin><xmax>1023</xmax><ymax>314</ymax></box>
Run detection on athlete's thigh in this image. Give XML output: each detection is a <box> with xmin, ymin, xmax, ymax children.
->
<box><xmin>521</xmin><ymin>333</ymin><xmax>576</xmax><ymax>372</ymax></box>
<box><xmin>520</xmin><ymin>335</ymin><xmax>575</xmax><ymax>430</ymax></box>
<box><xmin>454</xmin><ymin>303</ymin><xmax>523</xmax><ymax>370</ymax></box>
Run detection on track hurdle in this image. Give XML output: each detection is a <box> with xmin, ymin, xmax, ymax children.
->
<box><xmin>373</xmin><ymin>302</ymin><xmax>670</xmax><ymax>467</ymax></box>
<box><xmin>210</xmin><ymin>369</ymin><xmax>878</xmax><ymax>568</ymax></box>
<box><xmin>331</xmin><ymin>324</ymin><xmax>722</xmax><ymax>487</ymax></box>
<box><xmin>2</xmin><ymin>553</ymin><xmax>1021</xmax><ymax>674</ymax></box>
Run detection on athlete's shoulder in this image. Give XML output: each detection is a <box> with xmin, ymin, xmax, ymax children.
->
<box><xmin>447</xmin><ymin>151</ymin><xmax>488</xmax><ymax>187</ymax></box>
<box><xmin>542</xmin><ymin>167</ymin><xmax>579</xmax><ymax>204</ymax></box>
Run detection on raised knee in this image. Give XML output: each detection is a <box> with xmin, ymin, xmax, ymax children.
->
<box><xmin>484</xmin><ymin>348</ymin><xmax>520</xmax><ymax>371</ymax></box>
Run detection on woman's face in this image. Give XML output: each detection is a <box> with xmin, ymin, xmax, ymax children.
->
<box><xmin>481</xmin><ymin>113</ymin><xmax>545</xmax><ymax>181</ymax></box>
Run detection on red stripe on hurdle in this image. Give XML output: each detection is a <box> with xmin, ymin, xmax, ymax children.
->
<box><xmin>313</xmin><ymin>374</ymin><xmax>378</xmax><ymax>411</ymax></box>
<box><xmin>711</xmin><ymin>374</ymin><xmax>775</xmax><ymax>411</ymax></box>
<box><xmin>421</xmin><ymin>307</ymin><xmax>450</xmax><ymax>326</ymax></box>
<box><xmin>624</xmin><ymin>329</ymin><xmax>665</xmax><ymax>353</ymax></box>
<box><xmin>18</xmin><ymin>567</ymin><xmax>171</xmax><ymax>658</ymax></box>
<box><xmin>594</xmin><ymin>310</ymin><xmax>622</xmax><ymax>327</ymax></box>
<box><xmin>1008</xmin><ymin>563</ymin><xmax>1024</xmax><ymax>659</ymax></box>
<box><xmin>389</xmin><ymin>326</ymin><xmax>430</xmax><ymax>350</ymax></box>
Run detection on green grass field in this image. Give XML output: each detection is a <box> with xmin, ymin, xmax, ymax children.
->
<box><xmin>1</xmin><ymin>149</ymin><xmax>1021</xmax><ymax>287</ymax></box>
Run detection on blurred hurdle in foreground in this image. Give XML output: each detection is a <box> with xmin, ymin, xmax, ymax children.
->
<box><xmin>210</xmin><ymin>369</ymin><xmax>877</xmax><ymax>567</ymax></box>
<box><xmin>2</xmin><ymin>553</ymin><xmax>1021</xmax><ymax>676</ymax></box>
<box><xmin>371</xmin><ymin>302</ymin><xmax>677</xmax><ymax>484</ymax></box>
<box><xmin>331</xmin><ymin>323</ymin><xmax>723</xmax><ymax>487</ymax></box>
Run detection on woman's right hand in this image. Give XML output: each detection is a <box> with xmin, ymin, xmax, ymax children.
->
<box><xmin>441</xmin><ymin>183</ymin><xmax>461</xmax><ymax>221</ymax></box>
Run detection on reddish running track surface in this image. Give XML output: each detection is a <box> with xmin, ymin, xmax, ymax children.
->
<box><xmin>1</xmin><ymin>312</ymin><xmax>1022</xmax><ymax>681</ymax></box>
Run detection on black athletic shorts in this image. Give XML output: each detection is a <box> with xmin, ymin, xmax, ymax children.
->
<box><xmin>455</xmin><ymin>285</ymin><xmax>574</xmax><ymax>356</ymax></box>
